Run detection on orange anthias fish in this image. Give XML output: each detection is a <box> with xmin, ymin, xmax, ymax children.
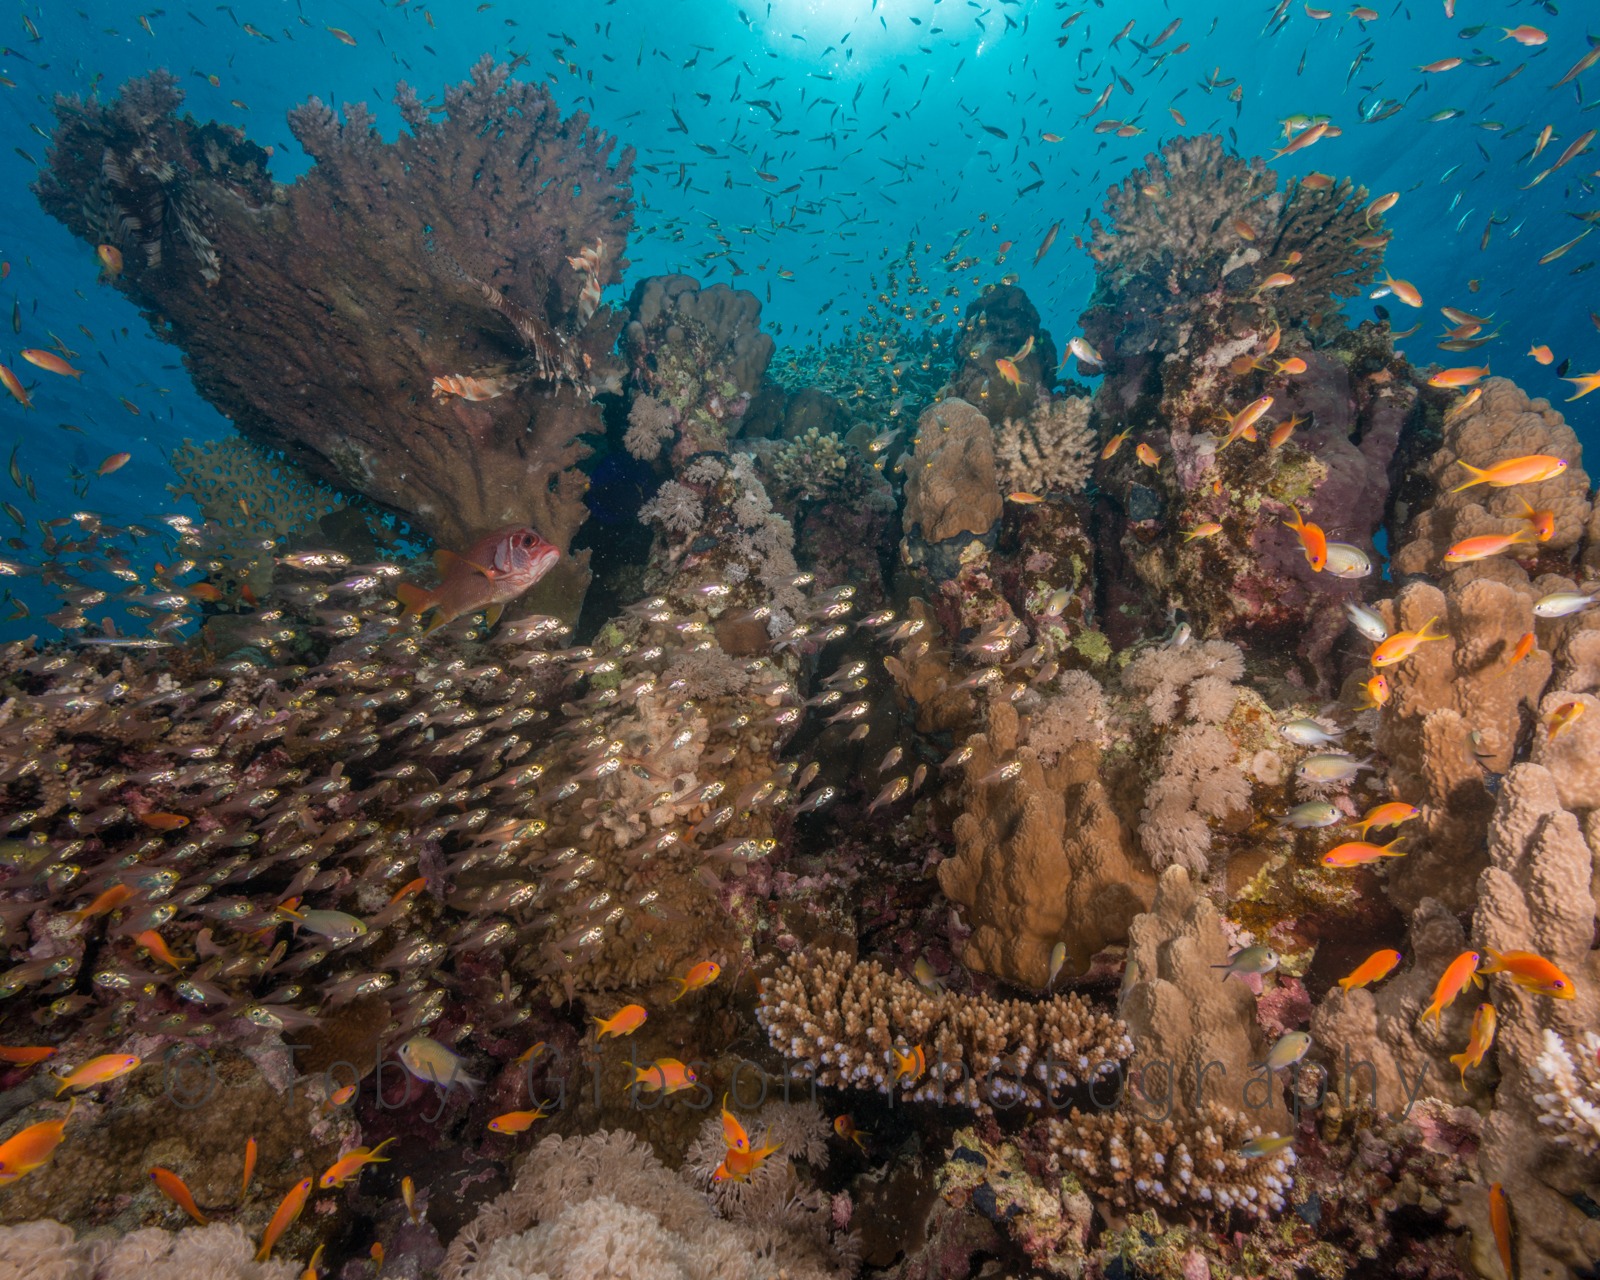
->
<box><xmin>0</xmin><ymin>1115</ymin><xmax>69</xmax><ymax>1184</ymax></box>
<box><xmin>68</xmin><ymin>882</ymin><xmax>134</xmax><ymax>921</ymax></box>
<box><xmin>20</xmin><ymin>349</ymin><xmax>83</xmax><ymax>379</ymax></box>
<box><xmin>1338</xmin><ymin>948</ymin><xmax>1403</xmax><ymax>990</ymax></box>
<box><xmin>892</xmin><ymin>1043</ymin><xmax>927</xmax><ymax>1084</ymax></box>
<box><xmin>488</xmin><ymin>1103</ymin><xmax>551</xmax><ymax>1134</ymax></box>
<box><xmin>1479</xmin><ymin>948</ymin><xmax>1577</xmax><ymax>999</ymax></box>
<box><xmin>0</xmin><ymin>364</ymin><xmax>33</xmax><ymax>409</ymax></box>
<box><xmin>1322</xmin><ymin>837</ymin><xmax>1407</xmax><ymax>867</ymax></box>
<box><xmin>320</xmin><ymin>1136</ymin><xmax>397</xmax><ymax>1188</ymax></box>
<box><xmin>1449</xmin><ymin>454</ymin><xmax>1568</xmax><ymax>492</ymax></box>
<box><xmin>242</xmin><ymin>1136</ymin><xmax>258</xmax><ymax>1200</ymax></box>
<box><xmin>1501</xmin><ymin>632</ymin><xmax>1537</xmax><ymax>674</ymax></box>
<box><xmin>395</xmin><ymin>526</ymin><xmax>560</xmax><ymax>635</ymax></box>
<box><xmin>134</xmin><ymin>929</ymin><xmax>187</xmax><ymax>970</ymax></box>
<box><xmin>150</xmin><ymin>1166</ymin><xmax>209</xmax><ymax>1224</ymax></box>
<box><xmin>1422</xmin><ymin>951</ymin><xmax>1482</xmax><ymax>1026</ymax></box>
<box><xmin>1516</xmin><ymin>500</ymin><xmax>1555</xmax><ymax>542</ymax></box>
<box><xmin>1443</xmin><ymin>529</ymin><xmax>1535</xmax><ymax>564</ymax></box>
<box><xmin>593</xmin><ymin>1003</ymin><xmax>647</xmax><ymax>1038</ymax></box>
<box><xmin>994</xmin><ymin>356</ymin><xmax>1023</xmax><ymax>391</ymax></box>
<box><xmin>1488</xmin><ymin>1183</ymin><xmax>1513</xmax><ymax>1280</ymax></box>
<box><xmin>1529</xmin><ymin>345</ymin><xmax>1554</xmax><ymax>365</ymax></box>
<box><xmin>670</xmin><ymin>960</ymin><xmax>721</xmax><ymax>1002</ymax></box>
<box><xmin>255</xmin><ymin>1176</ymin><xmax>312</xmax><ymax>1262</ymax></box>
<box><xmin>1371</xmin><ymin>616</ymin><xmax>1449</xmax><ymax>667</ymax></box>
<box><xmin>0</xmin><ymin>1045</ymin><xmax>56</xmax><ymax>1066</ymax></box>
<box><xmin>833</xmin><ymin>1114</ymin><xmax>870</xmax><ymax>1152</ymax></box>
<box><xmin>1428</xmin><ymin>364</ymin><xmax>1490</xmax><ymax>388</ymax></box>
<box><xmin>1449</xmin><ymin>1002</ymin><xmax>1497</xmax><ymax>1086</ymax></box>
<box><xmin>1282</xmin><ymin>503</ymin><xmax>1327</xmax><ymax>572</ymax></box>
<box><xmin>1354</xmin><ymin>801</ymin><xmax>1420</xmax><ymax>837</ymax></box>
<box><xmin>1135</xmin><ymin>442</ymin><xmax>1161</xmax><ymax>467</ymax></box>
<box><xmin>1355</xmin><ymin>673</ymin><xmax>1390</xmax><ymax>710</ymax></box>
<box><xmin>631</xmin><ymin>1058</ymin><xmax>698</xmax><ymax>1094</ymax></box>
<box><xmin>1101</xmin><ymin>430</ymin><xmax>1129</xmax><ymax>460</ymax></box>
<box><xmin>54</xmin><ymin>1053</ymin><xmax>140</xmax><ymax>1096</ymax></box>
<box><xmin>1545</xmin><ymin>700</ymin><xmax>1586</xmax><ymax>739</ymax></box>
<box><xmin>1218</xmin><ymin>394</ymin><xmax>1273</xmax><ymax>448</ymax></box>
<box><xmin>1380</xmin><ymin>271</ymin><xmax>1422</xmax><ymax>307</ymax></box>
<box><xmin>714</xmin><ymin>1096</ymin><xmax>783</xmax><ymax>1182</ymax></box>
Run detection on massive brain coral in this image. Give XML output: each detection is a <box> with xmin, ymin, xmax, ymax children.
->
<box><xmin>36</xmin><ymin>58</ymin><xmax>634</xmax><ymax>553</ymax></box>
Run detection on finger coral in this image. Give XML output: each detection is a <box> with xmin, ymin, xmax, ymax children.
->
<box><xmin>754</xmin><ymin>946</ymin><xmax>1133</xmax><ymax>1113</ymax></box>
<box><xmin>37</xmin><ymin>58</ymin><xmax>633</xmax><ymax>551</ymax></box>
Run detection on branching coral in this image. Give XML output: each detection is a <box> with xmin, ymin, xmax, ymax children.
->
<box><xmin>440</xmin><ymin>1128</ymin><xmax>852</xmax><ymax>1280</ymax></box>
<box><xmin>38</xmin><ymin>59</ymin><xmax>633</xmax><ymax>550</ymax></box>
<box><xmin>992</xmin><ymin>396</ymin><xmax>1094</xmax><ymax>497</ymax></box>
<box><xmin>623</xmin><ymin>394</ymin><xmax>679</xmax><ymax>461</ymax></box>
<box><xmin>1044</xmin><ymin>1102</ymin><xmax>1296</xmax><ymax>1223</ymax></box>
<box><xmin>761</xmin><ymin>427</ymin><xmax>855</xmax><ymax>505</ymax></box>
<box><xmin>755</xmin><ymin>947</ymin><xmax>1132</xmax><ymax>1113</ymax></box>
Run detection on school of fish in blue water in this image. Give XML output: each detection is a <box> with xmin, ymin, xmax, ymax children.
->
<box><xmin>0</xmin><ymin>0</ymin><xmax>1599</xmax><ymax>1276</ymax></box>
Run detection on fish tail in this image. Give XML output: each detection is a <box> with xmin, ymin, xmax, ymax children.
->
<box><xmin>1449</xmin><ymin>462</ymin><xmax>1488</xmax><ymax>492</ymax></box>
<box><xmin>394</xmin><ymin>582</ymin><xmax>436</xmax><ymax>619</ymax></box>
<box><xmin>1477</xmin><ymin>949</ymin><xmax>1505</xmax><ymax>974</ymax></box>
<box><xmin>1418</xmin><ymin>615</ymin><xmax>1448</xmax><ymax>643</ymax></box>
<box><xmin>669</xmin><ymin>978</ymin><xmax>688</xmax><ymax>1003</ymax></box>
<box><xmin>1421</xmin><ymin>1002</ymin><xmax>1441</xmax><ymax>1027</ymax></box>
<box><xmin>1448</xmin><ymin>1050</ymin><xmax>1470</xmax><ymax>1082</ymax></box>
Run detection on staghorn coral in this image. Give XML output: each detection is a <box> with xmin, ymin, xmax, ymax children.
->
<box><xmin>938</xmin><ymin>699</ymin><xmax>1154</xmax><ymax>988</ymax></box>
<box><xmin>38</xmin><ymin>59</ymin><xmax>633</xmax><ymax>552</ymax></box>
<box><xmin>755</xmin><ymin>947</ymin><xmax>1132</xmax><ymax>1113</ymax></box>
<box><xmin>0</xmin><ymin>1221</ymin><xmax>297</xmax><ymax>1280</ymax></box>
<box><xmin>1044</xmin><ymin>1101</ymin><xmax>1296</xmax><ymax>1223</ymax></box>
<box><xmin>440</xmin><ymin>1128</ymin><xmax>852</xmax><ymax>1280</ymax></box>
<box><xmin>900</xmin><ymin>398</ymin><xmax>1003</xmax><ymax>545</ymax></box>
<box><xmin>1530</xmin><ymin>1028</ymin><xmax>1600</xmax><ymax>1159</ymax></box>
<box><xmin>992</xmin><ymin>395</ymin><xmax>1094</xmax><ymax>497</ymax></box>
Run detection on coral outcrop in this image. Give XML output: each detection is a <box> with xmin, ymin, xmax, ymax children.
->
<box><xmin>900</xmin><ymin>398</ymin><xmax>1003</xmax><ymax>545</ymax></box>
<box><xmin>0</xmin><ymin>1221</ymin><xmax>296</xmax><ymax>1280</ymax></box>
<box><xmin>38</xmin><ymin>59</ymin><xmax>632</xmax><ymax>552</ymax></box>
<box><xmin>936</xmin><ymin>700</ymin><xmax>1153</xmax><ymax>987</ymax></box>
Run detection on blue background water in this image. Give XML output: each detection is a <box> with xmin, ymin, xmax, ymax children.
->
<box><xmin>0</xmin><ymin>0</ymin><xmax>1594</xmax><ymax>632</ymax></box>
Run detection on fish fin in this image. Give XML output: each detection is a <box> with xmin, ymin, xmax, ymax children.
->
<box><xmin>1449</xmin><ymin>461</ymin><xmax>1488</xmax><ymax>492</ymax></box>
<box><xmin>484</xmin><ymin>602</ymin><xmax>504</xmax><ymax>629</ymax></box>
<box><xmin>436</xmin><ymin>548</ymin><xmax>495</xmax><ymax>579</ymax></box>
<box><xmin>394</xmin><ymin>582</ymin><xmax>435</xmax><ymax>618</ymax></box>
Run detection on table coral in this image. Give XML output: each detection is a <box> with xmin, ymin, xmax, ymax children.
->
<box><xmin>37</xmin><ymin>59</ymin><xmax>632</xmax><ymax>551</ymax></box>
<box><xmin>754</xmin><ymin>947</ymin><xmax>1132</xmax><ymax>1113</ymax></box>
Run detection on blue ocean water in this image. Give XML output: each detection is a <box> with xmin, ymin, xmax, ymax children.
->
<box><xmin>0</xmin><ymin>0</ymin><xmax>1592</xmax><ymax>626</ymax></box>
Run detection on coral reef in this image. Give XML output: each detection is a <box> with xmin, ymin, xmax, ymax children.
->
<box><xmin>622</xmin><ymin>275</ymin><xmax>775</xmax><ymax>461</ymax></box>
<box><xmin>38</xmin><ymin>59</ymin><xmax>632</xmax><ymax>551</ymax></box>
<box><xmin>755</xmin><ymin>947</ymin><xmax>1132</xmax><ymax>1112</ymax></box>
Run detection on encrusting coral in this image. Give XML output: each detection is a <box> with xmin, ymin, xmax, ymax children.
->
<box><xmin>37</xmin><ymin>59</ymin><xmax>632</xmax><ymax>553</ymax></box>
<box><xmin>755</xmin><ymin>946</ymin><xmax>1132</xmax><ymax>1113</ymax></box>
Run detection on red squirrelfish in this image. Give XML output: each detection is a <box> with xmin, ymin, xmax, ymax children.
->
<box><xmin>395</xmin><ymin>526</ymin><xmax>560</xmax><ymax>634</ymax></box>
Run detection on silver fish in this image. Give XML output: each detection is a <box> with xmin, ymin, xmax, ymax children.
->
<box><xmin>1344</xmin><ymin>600</ymin><xmax>1389</xmax><ymax>643</ymax></box>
